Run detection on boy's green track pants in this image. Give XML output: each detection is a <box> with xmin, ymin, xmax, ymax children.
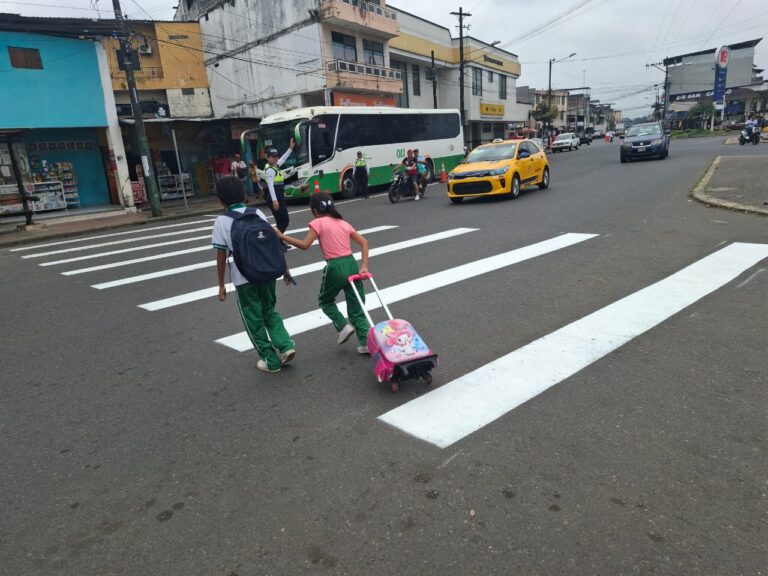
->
<box><xmin>236</xmin><ymin>281</ymin><xmax>295</xmax><ymax>371</ymax></box>
<box><xmin>318</xmin><ymin>255</ymin><xmax>370</xmax><ymax>346</ymax></box>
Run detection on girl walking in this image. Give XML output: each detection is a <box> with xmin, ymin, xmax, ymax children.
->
<box><xmin>277</xmin><ymin>192</ymin><xmax>371</xmax><ymax>354</ymax></box>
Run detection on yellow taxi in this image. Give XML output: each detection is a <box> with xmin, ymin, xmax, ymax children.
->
<box><xmin>447</xmin><ymin>139</ymin><xmax>550</xmax><ymax>204</ymax></box>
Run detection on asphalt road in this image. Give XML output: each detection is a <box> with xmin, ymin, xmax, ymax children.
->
<box><xmin>2</xmin><ymin>136</ymin><xmax>766</xmax><ymax>576</ymax></box>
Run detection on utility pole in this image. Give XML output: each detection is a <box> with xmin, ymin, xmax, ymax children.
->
<box><xmin>431</xmin><ymin>50</ymin><xmax>437</xmax><ymax>109</ymax></box>
<box><xmin>451</xmin><ymin>7</ymin><xmax>471</xmax><ymax>142</ymax></box>
<box><xmin>646</xmin><ymin>61</ymin><xmax>668</xmax><ymax>126</ymax></box>
<box><xmin>548</xmin><ymin>57</ymin><xmax>553</xmax><ymax>137</ymax></box>
<box><xmin>112</xmin><ymin>0</ymin><xmax>162</xmax><ymax>217</ymax></box>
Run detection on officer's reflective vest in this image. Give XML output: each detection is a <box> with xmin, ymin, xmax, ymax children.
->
<box><xmin>267</xmin><ymin>163</ymin><xmax>284</xmax><ymax>193</ymax></box>
<box><xmin>354</xmin><ymin>158</ymin><xmax>367</xmax><ymax>178</ymax></box>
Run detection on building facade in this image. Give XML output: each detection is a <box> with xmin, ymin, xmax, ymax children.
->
<box><xmin>175</xmin><ymin>0</ymin><xmax>526</xmax><ymax>147</ymax></box>
<box><xmin>0</xmin><ymin>21</ymin><xmax>130</xmax><ymax>215</ymax></box>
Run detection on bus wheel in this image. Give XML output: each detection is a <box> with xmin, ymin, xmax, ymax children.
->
<box><xmin>425</xmin><ymin>159</ymin><xmax>435</xmax><ymax>182</ymax></box>
<box><xmin>339</xmin><ymin>172</ymin><xmax>356</xmax><ymax>199</ymax></box>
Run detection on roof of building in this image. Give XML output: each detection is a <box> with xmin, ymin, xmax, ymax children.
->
<box><xmin>0</xmin><ymin>13</ymin><xmax>191</xmax><ymax>39</ymax></box>
<box><xmin>663</xmin><ymin>38</ymin><xmax>762</xmax><ymax>66</ymax></box>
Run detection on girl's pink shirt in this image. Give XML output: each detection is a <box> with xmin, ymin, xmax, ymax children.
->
<box><xmin>308</xmin><ymin>216</ymin><xmax>356</xmax><ymax>259</ymax></box>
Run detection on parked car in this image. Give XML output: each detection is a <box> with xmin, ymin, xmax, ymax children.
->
<box><xmin>578</xmin><ymin>132</ymin><xmax>592</xmax><ymax>145</ymax></box>
<box><xmin>447</xmin><ymin>139</ymin><xmax>550</xmax><ymax>204</ymax></box>
<box><xmin>529</xmin><ymin>138</ymin><xmax>546</xmax><ymax>153</ymax></box>
<box><xmin>620</xmin><ymin>121</ymin><xmax>670</xmax><ymax>162</ymax></box>
<box><xmin>550</xmin><ymin>133</ymin><xmax>580</xmax><ymax>152</ymax></box>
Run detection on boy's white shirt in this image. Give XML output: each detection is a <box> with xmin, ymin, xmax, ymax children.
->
<box><xmin>211</xmin><ymin>205</ymin><xmax>269</xmax><ymax>287</ymax></box>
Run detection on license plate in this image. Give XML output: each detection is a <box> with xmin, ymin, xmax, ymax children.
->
<box><xmin>637</xmin><ymin>147</ymin><xmax>646</xmax><ymax>152</ymax></box>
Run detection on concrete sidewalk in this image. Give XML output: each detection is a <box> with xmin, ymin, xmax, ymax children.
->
<box><xmin>692</xmin><ymin>155</ymin><xmax>768</xmax><ymax>217</ymax></box>
<box><xmin>0</xmin><ymin>195</ymin><xmax>224</xmax><ymax>248</ymax></box>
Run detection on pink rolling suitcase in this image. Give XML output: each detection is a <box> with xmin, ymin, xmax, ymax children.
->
<box><xmin>348</xmin><ymin>273</ymin><xmax>438</xmax><ymax>393</ymax></box>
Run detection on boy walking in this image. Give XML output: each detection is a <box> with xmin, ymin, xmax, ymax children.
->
<box><xmin>212</xmin><ymin>176</ymin><xmax>295</xmax><ymax>373</ymax></box>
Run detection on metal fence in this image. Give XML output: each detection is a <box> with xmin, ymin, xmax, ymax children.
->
<box><xmin>326</xmin><ymin>59</ymin><xmax>401</xmax><ymax>80</ymax></box>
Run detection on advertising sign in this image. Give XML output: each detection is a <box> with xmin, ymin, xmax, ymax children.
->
<box><xmin>712</xmin><ymin>46</ymin><xmax>729</xmax><ymax>105</ymax></box>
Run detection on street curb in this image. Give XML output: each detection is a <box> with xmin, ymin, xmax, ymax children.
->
<box><xmin>690</xmin><ymin>155</ymin><xmax>768</xmax><ymax>218</ymax></box>
<box><xmin>0</xmin><ymin>204</ymin><xmax>221</xmax><ymax>249</ymax></box>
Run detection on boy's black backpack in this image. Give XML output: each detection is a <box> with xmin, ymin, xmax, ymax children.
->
<box><xmin>235</xmin><ymin>165</ymin><xmax>247</xmax><ymax>179</ymax></box>
<box><xmin>225</xmin><ymin>208</ymin><xmax>286</xmax><ymax>283</ymax></box>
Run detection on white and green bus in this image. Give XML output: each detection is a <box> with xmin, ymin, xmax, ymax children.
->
<box><xmin>249</xmin><ymin>107</ymin><xmax>464</xmax><ymax>199</ymax></box>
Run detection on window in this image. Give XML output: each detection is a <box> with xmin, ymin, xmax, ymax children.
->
<box><xmin>336</xmin><ymin>113</ymin><xmax>461</xmax><ymax>149</ymax></box>
<box><xmin>181</xmin><ymin>88</ymin><xmax>195</xmax><ymax>96</ymax></box>
<box><xmin>362</xmin><ymin>39</ymin><xmax>383</xmax><ymax>66</ymax></box>
<box><xmin>488</xmin><ymin>70</ymin><xmax>494</xmax><ymax>83</ymax></box>
<box><xmin>499</xmin><ymin>75</ymin><xmax>507</xmax><ymax>100</ymax></box>
<box><xmin>472</xmin><ymin>67</ymin><xmax>483</xmax><ymax>96</ymax></box>
<box><xmin>412</xmin><ymin>64</ymin><xmax>421</xmax><ymax>96</ymax></box>
<box><xmin>425</xmin><ymin>66</ymin><xmax>434</xmax><ymax>83</ymax></box>
<box><xmin>309</xmin><ymin>114</ymin><xmax>338</xmax><ymax>166</ymax></box>
<box><xmin>331</xmin><ymin>32</ymin><xmax>357</xmax><ymax>62</ymax></box>
<box><xmin>8</xmin><ymin>47</ymin><xmax>42</xmax><ymax>70</ymax></box>
<box><xmin>390</xmin><ymin>60</ymin><xmax>409</xmax><ymax>107</ymax></box>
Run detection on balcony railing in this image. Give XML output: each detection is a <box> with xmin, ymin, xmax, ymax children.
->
<box><xmin>336</xmin><ymin>0</ymin><xmax>397</xmax><ymax>20</ymax></box>
<box><xmin>326</xmin><ymin>59</ymin><xmax>401</xmax><ymax>80</ymax></box>
<box><xmin>111</xmin><ymin>66</ymin><xmax>164</xmax><ymax>80</ymax></box>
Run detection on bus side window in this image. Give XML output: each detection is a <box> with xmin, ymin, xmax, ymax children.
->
<box><xmin>311</xmin><ymin>114</ymin><xmax>338</xmax><ymax>165</ymax></box>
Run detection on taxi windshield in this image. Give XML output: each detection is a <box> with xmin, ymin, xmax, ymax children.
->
<box><xmin>465</xmin><ymin>143</ymin><xmax>517</xmax><ymax>163</ymax></box>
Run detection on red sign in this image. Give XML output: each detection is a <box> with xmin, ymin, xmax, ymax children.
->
<box><xmin>716</xmin><ymin>46</ymin><xmax>730</xmax><ymax>69</ymax></box>
<box><xmin>332</xmin><ymin>91</ymin><xmax>396</xmax><ymax>107</ymax></box>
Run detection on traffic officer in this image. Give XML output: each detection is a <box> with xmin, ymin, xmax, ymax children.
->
<box><xmin>264</xmin><ymin>139</ymin><xmax>295</xmax><ymax>232</ymax></box>
<box><xmin>353</xmin><ymin>151</ymin><xmax>369</xmax><ymax>199</ymax></box>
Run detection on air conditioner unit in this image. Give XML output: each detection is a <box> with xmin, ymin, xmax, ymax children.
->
<box><xmin>138</xmin><ymin>44</ymin><xmax>152</xmax><ymax>55</ymax></box>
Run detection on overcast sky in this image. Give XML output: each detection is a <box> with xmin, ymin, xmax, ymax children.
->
<box><xmin>2</xmin><ymin>0</ymin><xmax>766</xmax><ymax>118</ymax></box>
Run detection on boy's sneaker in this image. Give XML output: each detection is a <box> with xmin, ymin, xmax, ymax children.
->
<box><xmin>337</xmin><ymin>323</ymin><xmax>355</xmax><ymax>345</ymax></box>
<box><xmin>414</xmin><ymin>194</ymin><xmax>420</xmax><ymax>201</ymax></box>
<box><xmin>279</xmin><ymin>349</ymin><xmax>296</xmax><ymax>366</ymax></box>
<box><xmin>257</xmin><ymin>359</ymin><xmax>280</xmax><ymax>373</ymax></box>
<box><xmin>357</xmin><ymin>345</ymin><xmax>370</xmax><ymax>355</ymax></box>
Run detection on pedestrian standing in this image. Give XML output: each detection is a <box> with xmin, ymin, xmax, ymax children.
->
<box><xmin>277</xmin><ymin>192</ymin><xmax>371</xmax><ymax>355</ymax></box>
<box><xmin>248</xmin><ymin>160</ymin><xmax>262</xmax><ymax>199</ymax></box>
<box><xmin>353</xmin><ymin>151</ymin><xmax>369</xmax><ymax>199</ymax></box>
<box><xmin>211</xmin><ymin>176</ymin><xmax>296</xmax><ymax>373</ymax></box>
<box><xmin>264</xmin><ymin>139</ymin><xmax>295</xmax><ymax>233</ymax></box>
<box><xmin>230</xmin><ymin>153</ymin><xmax>247</xmax><ymax>179</ymax></box>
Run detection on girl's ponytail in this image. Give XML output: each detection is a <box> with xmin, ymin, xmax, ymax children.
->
<box><xmin>310</xmin><ymin>191</ymin><xmax>343</xmax><ymax>219</ymax></box>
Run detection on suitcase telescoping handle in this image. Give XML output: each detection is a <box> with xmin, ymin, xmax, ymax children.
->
<box><xmin>348</xmin><ymin>272</ymin><xmax>394</xmax><ymax>325</ymax></box>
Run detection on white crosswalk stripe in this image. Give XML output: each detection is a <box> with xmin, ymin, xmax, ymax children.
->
<box><xmin>39</xmin><ymin>235</ymin><xmax>213</xmax><ymax>266</ymax></box>
<box><xmin>89</xmin><ymin>225</ymin><xmax>397</xmax><ymax>289</ymax></box>
<box><xmin>216</xmin><ymin>233</ymin><xmax>599</xmax><ymax>352</ymax></box>
<box><xmin>139</xmin><ymin>228</ymin><xmax>478</xmax><ymax>311</ymax></box>
<box><xmin>378</xmin><ymin>242</ymin><xmax>768</xmax><ymax>448</ymax></box>
<box><xmin>8</xmin><ymin>218</ymin><xmax>216</xmax><ymax>252</ymax></box>
<box><xmin>21</xmin><ymin>226</ymin><xmax>214</xmax><ymax>259</ymax></box>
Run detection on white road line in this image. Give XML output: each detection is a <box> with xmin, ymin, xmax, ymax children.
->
<box><xmin>8</xmin><ymin>219</ymin><xmax>215</xmax><ymax>252</ymax></box>
<box><xmin>140</xmin><ymin>228</ymin><xmax>478</xmax><ymax>311</ymax></box>
<box><xmin>91</xmin><ymin>225</ymin><xmax>396</xmax><ymax>289</ymax></box>
<box><xmin>378</xmin><ymin>242</ymin><xmax>768</xmax><ymax>449</ymax></box>
<box><xmin>22</xmin><ymin>226</ymin><xmax>215</xmax><ymax>259</ymax></box>
<box><xmin>64</xmin><ymin>226</ymin><xmax>311</xmax><ymax>276</ymax></box>
<box><xmin>39</xmin><ymin>235</ymin><xmax>212</xmax><ymax>266</ymax></box>
<box><xmin>216</xmin><ymin>233</ymin><xmax>598</xmax><ymax>352</ymax></box>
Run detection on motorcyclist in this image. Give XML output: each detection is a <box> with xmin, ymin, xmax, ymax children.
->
<box><xmin>413</xmin><ymin>148</ymin><xmax>428</xmax><ymax>192</ymax></box>
<box><xmin>745</xmin><ymin>115</ymin><xmax>759</xmax><ymax>138</ymax></box>
<box><xmin>396</xmin><ymin>149</ymin><xmax>421</xmax><ymax>201</ymax></box>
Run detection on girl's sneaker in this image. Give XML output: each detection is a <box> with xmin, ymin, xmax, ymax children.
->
<box><xmin>257</xmin><ymin>359</ymin><xmax>280</xmax><ymax>373</ymax></box>
<box><xmin>357</xmin><ymin>345</ymin><xmax>369</xmax><ymax>355</ymax></box>
<box><xmin>337</xmin><ymin>323</ymin><xmax>355</xmax><ymax>344</ymax></box>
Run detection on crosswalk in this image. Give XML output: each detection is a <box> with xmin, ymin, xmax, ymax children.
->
<box><xmin>11</xmin><ymin>209</ymin><xmax>768</xmax><ymax>450</ymax></box>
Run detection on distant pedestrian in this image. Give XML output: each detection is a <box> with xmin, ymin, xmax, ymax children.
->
<box><xmin>211</xmin><ymin>176</ymin><xmax>296</xmax><ymax>373</ymax></box>
<box><xmin>353</xmin><ymin>151</ymin><xmax>369</xmax><ymax>199</ymax></box>
<box><xmin>277</xmin><ymin>192</ymin><xmax>371</xmax><ymax>355</ymax></box>
<box><xmin>230</xmin><ymin>153</ymin><xmax>247</xmax><ymax>180</ymax></box>
<box><xmin>248</xmin><ymin>160</ymin><xmax>263</xmax><ymax>199</ymax></box>
<box><xmin>264</xmin><ymin>139</ymin><xmax>296</xmax><ymax>233</ymax></box>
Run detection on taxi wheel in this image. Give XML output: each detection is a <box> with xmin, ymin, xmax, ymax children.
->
<box><xmin>450</xmin><ymin>197</ymin><xmax>464</xmax><ymax>204</ymax></box>
<box><xmin>538</xmin><ymin>167</ymin><xmax>550</xmax><ymax>190</ymax></box>
<box><xmin>510</xmin><ymin>175</ymin><xmax>521</xmax><ymax>198</ymax></box>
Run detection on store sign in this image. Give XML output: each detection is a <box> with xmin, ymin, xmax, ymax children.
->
<box><xmin>333</xmin><ymin>91</ymin><xmax>396</xmax><ymax>107</ymax></box>
<box><xmin>672</xmin><ymin>88</ymin><xmax>733</xmax><ymax>102</ymax></box>
<box><xmin>480</xmin><ymin>102</ymin><xmax>505</xmax><ymax>116</ymax></box>
<box><xmin>712</xmin><ymin>45</ymin><xmax>730</xmax><ymax>105</ymax></box>
<box><xmin>483</xmin><ymin>55</ymin><xmax>503</xmax><ymax>67</ymax></box>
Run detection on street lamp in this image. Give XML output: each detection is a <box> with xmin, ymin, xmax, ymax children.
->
<box><xmin>547</xmin><ymin>52</ymin><xmax>576</xmax><ymax>139</ymax></box>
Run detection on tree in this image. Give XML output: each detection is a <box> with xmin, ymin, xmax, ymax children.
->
<box><xmin>531</xmin><ymin>102</ymin><xmax>559</xmax><ymax>124</ymax></box>
<box><xmin>686</xmin><ymin>101</ymin><xmax>715</xmax><ymax>129</ymax></box>
<box><xmin>651</xmin><ymin>102</ymin><xmax>663</xmax><ymax>121</ymax></box>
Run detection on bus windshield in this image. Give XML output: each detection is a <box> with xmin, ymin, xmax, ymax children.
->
<box><xmin>260</xmin><ymin>120</ymin><xmax>309</xmax><ymax>168</ymax></box>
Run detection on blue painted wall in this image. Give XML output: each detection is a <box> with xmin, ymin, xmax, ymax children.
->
<box><xmin>0</xmin><ymin>31</ymin><xmax>108</xmax><ymax>129</ymax></box>
<box><xmin>23</xmin><ymin>129</ymin><xmax>109</xmax><ymax>207</ymax></box>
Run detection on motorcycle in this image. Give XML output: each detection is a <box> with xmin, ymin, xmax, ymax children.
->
<box><xmin>738</xmin><ymin>126</ymin><xmax>760</xmax><ymax>145</ymax></box>
<box><xmin>388</xmin><ymin>170</ymin><xmax>425</xmax><ymax>203</ymax></box>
